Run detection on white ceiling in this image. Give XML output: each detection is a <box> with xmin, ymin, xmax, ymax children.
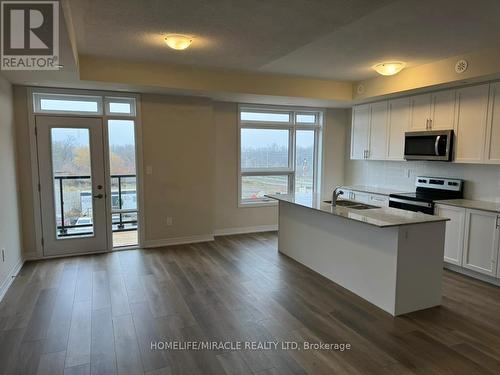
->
<box><xmin>67</xmin><ymin>0</ymin><xmax>395</xmax><ymax>73</ymax></box>
<box><xmin>261</xmin><ymin>0</ymin><xmax>500</xmax><ymax>80</ymax></box>
<box><xmin>66</xmin><ymin>0</ymin><xmax>500</xmax><ymax>81</ymax></box>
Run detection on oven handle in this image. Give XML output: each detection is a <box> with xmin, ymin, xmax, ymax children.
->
<box><xmin>435</xmin><ymin>135</ymin><xmax>441</xmax><ymax>156</ymax></box>
<box><xmin>389</xmin><ymin>197</ymin><xmax>433</xmax><ymax>208</ymax></box>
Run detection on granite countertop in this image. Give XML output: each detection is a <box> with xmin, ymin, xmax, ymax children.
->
<box><xmin>341</xmin><ymin>185</ymin><xmax>405</xmax><ymax>196</ymax></box>
<box><xmin>267</xmin><ymin>193</ymin><xmax>449</xmax><ymax>228</ymax></box>
<box><xmin>435</xmin><ymin>199</ymin><xmax>500</xmax><ymax>214</ymax></box>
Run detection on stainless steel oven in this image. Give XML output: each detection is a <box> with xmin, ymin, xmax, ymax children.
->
<box><xmin>404</xmin><ymin>130</ymin><xmax>453</xmax><ymax>161</ymax></box>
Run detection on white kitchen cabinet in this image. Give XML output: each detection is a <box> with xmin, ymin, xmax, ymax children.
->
<box><xmin>387</xmin><ymin>97</ymin><xmax>410</xmax><ymax>160</ymax></box>
<box><xmin>431</xmin><ymin>90</ymin><xmax>456</xmax><ymax>130</ymax></box>
<box><xmin>409</xmin><ymin>94</ymin><xmax>431</xmax><ymax>131</ymax></box>
<box><xmin>462</xmin><ymin>209</ymin><xmax>500</xmax><ymax>277</ymax></box>
<box><xmin>350</xmin><ymin>191</ymin><xmax>370</xmax><ymax>204</ymax></box>
<box><xmin>435</xmin><ymin>204</ymin><xmax>465</xmax><ymax>266</ymax></box>
<box><xmin>369</xmin><ymin>193</ymin><xmax>389</xmax><ymax>207</ymax></box>
<box><xmin>351</xmin><ymin>104</ymin><xmax>370</xmax><ymax>160</ymax></box>
<box><xmin>368</xmin><ymin>101</ymin><xmax>388</xmax><ymax>160</ymax></box>
<box><xmin>454</xmin><ymin>84</ymin><xmax>490</xmax><ymax>163</ymax></box>
<box><xmin>485</xmin><ymin>82</ymin><xmax>500</xmax><ymax>164</ymax></box>
<box><xmin>410</xmin><ymin>91</ymin><xmax>456</xmax><ymax>131</ymax></box>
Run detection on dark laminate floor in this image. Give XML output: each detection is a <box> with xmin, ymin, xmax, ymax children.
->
<box><xmin>1</xmin><ymin>232</ymin><xmax>500</xmax><ymax>374</ymax></box>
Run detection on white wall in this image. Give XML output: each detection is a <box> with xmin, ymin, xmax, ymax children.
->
<box><xmin>344</xmin><ymin>124</ymin><xmax>500</xmax><ymax>202</ymax></box>
<box><xmin>0</xmin><ymin>74</ymin><xmax>23</xmax><ymax>296</ymax></box>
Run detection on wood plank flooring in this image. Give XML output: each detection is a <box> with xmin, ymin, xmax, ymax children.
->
<box><xmin>1</xmin><ymin>232</ymin><xmax>500</xmax><ymax>374</ymax></box>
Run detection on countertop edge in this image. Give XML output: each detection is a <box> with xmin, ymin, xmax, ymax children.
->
<box><xmin>270</xmin><ymin>195</ymin><xmax>449</xmax><ymax>228</ymax></box>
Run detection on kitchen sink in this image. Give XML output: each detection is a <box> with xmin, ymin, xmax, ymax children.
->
<box><xmin>323</xmin><ymin>199</ymin><xmax>359</xmax><ymax>207</ymax></box>
<box><xmin>323</xmin><ymin>200</ymin><xmax>379</xmax><ymax>210</ymax></box>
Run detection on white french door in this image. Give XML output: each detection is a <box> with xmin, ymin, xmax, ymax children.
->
<box><xmin>36</xmin><ymin>116</ymin><xmax>108</xmax><ymax>256</ymax></box>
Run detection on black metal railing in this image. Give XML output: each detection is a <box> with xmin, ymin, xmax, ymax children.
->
<box><xmin>54</xmin><ymin>174</ymin><xmax>137</xmax><ymax>237</ymax></box>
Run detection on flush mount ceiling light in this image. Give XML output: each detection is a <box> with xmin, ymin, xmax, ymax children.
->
<box><xmin>164</xmin><ymin>34</ymin><xmax>193</xmax><ymax>50</ymax></box>
<box><xmin>372</xmin><ymin>61</ymin><xmax>406</xmax><ymax>76</ymax></box>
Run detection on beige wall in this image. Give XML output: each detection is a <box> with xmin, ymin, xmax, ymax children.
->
<box><xmin>141</xmin><ymin>94</ymin><xmax>215</xmax><ymax>244</ymax></box>
<box><xmin>213</xmin><ymin>102</ymin><xmax>278</xmax><ymax>233</ymax></box>
<box><xmin>0</xmin><ymin>75</ymin><xmax>23</xmax><ymax>291</ymax></box>
<box><xmin>12</xmin><ymin>86</ymin><xmax>37</xmax><ymax>257</ymax></box>
<box><xmin>12</xmin><ymin>88</ymin><xmax>348</xmax><ymax>254</ymax></box>
<box><xmin>321</xmin><ymin>108</ymin><xmax>349</xmax><ymax>200</ymax></box>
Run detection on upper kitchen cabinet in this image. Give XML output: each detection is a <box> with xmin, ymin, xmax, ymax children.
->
<box><xmin>485</xmin><ymin>82</ymin><xmax>500</xmax><ymax>164</ymax></box>
<box><xmin>410</xmin><ymin>91</ymin><xmax>456</xmax><ymax>131</ymax></box>
<box><xmin>387</xmin><ymin>97</ymin><xmax>410</xmax><ymax>160</ymax></box>
<box><xmin>431</xmin><ymin>90</ymin><xmax>456</xmax><ymax>130</ymax></box>
<box><xmin>368</xmin><ymin>101</ymin><xmax>388</xmax><ymax>160</ymax></box>
<box><xmin>409</xmin><ymin>94</ymin><xmax>432</xmax><ymax>131</ymax></box>
<box><xmin>454</xmin><ymin>84</ymin><xmax>489</xmax><ymax>163</ymax></box>
<box><xmin>350</xmin><ymin>104</ymin><xmax>370</xmax><ymax>160</ymax></box>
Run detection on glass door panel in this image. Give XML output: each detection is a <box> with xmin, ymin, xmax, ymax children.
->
<box><xmin>51</xmin><ymin>128</ymin><xmax>95</xmax><ymax>238</ymax></box>
<box><xmin>107</xmin><ymin>119</ymin><xmax>138</xmax><ymax>247</ymax></box>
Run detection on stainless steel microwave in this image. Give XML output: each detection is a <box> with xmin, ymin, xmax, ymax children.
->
<box><xmin>404</xmin><ymin>130</ymin><xmax>454</xmax><ymax>161</ymax></box>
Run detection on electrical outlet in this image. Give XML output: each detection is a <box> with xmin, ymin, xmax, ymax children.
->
<box><xmin>146</xmin><ymin>166</ymin><xmax>153</xmax><ymax>175</ymax></box>
<box><xmin>166</xmin><ymin>217</ymin><xmax>173</xmax><ymax>226</ymax></box>
<box><xmin>1</xmin><ymin>248</ymin><xmax>5</xmax><ymax>262</ymax></box>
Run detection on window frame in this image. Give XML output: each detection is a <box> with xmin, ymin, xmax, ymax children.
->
<box><xmin>238</xmin><ymin>104</ymin><xmax>323</xmax><ymax>207</ymax></box>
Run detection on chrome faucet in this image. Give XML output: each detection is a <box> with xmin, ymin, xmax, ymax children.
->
<box><xmin>331</xmin><ymin>187</ymin><xmax>344</xmax><ymax>207</ymax></box>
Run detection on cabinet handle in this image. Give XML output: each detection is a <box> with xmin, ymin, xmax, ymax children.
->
<box><xmin>429</xmin><ymin>119</ymin><xmax>433</xmax><ymax>129</ymax></box>
<box><xmin>425</xmin><ymin>119</ymin><xmax>429</xmax><ymax>129</ymax></box>
<box><xmin>496</xmin><ymin>216</ymin><xmax>500</xmax><ymax>228</ymax></box>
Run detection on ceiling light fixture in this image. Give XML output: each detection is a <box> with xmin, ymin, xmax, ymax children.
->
<box><xmin>164</xmin><ymin>34</ymin><xmax>193</xmax><ymax>50</ymax></box>
<box><xmin>372</xmin><ymin>61</ymin><xmax>406</xmax><ymax>76</ymax></box>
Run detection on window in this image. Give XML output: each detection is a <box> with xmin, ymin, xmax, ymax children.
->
<box><xmin>105</xmin><ymin>97</ymin><xmax>136</xmax><ymax>116</ymax></box>
<box><xmin>34</xmin><ymin>93</ymin><xmax>103</xmax><ymax>114</ymax></box>
<box><xmin>239</xmin><ymin>106</ymin><xmax>323</xmax><ymax>205</ymax></box>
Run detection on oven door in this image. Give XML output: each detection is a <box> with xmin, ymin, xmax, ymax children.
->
<box><xmin>389</xmin><ymin>197</ymin><xmax>434</xmax><ymax>215</ymax></box>
<box><xmin>404</xmin><ymin>130</ymin><xmax>453</xmax><ymax>161</ymax></box>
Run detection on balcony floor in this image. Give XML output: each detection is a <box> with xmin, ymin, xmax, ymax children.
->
<box><xmin>113</xmin><ymin>229</ymin><xmax>138</xmax><ymax>248</ymax></box>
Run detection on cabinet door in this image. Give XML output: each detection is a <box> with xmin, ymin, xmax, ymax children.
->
<box><xmin>369</xmin><ymin>194</ymin><xmax>389</xmax><ymax>207</ymax></box>
<box><xmin>485</xmin><ymin>82</ymin><xmax>500</xmax><ymax>163</ymax></box>
<box><xmin>462</xmin><ymin>209</ymin><xmax>499</xmax><ymax>277</ymax></box>
<box><xmin>454</xmin><ymin>84</ymin><xmax>489</xmax><ymax>163</ymax></box>
<box><xmin>431</xmin><ymin>90</ymin><xmax>456</xmax><ymax>130</ymax></box>
<box><xmin>351</xmin><ymin>104</ymin><xmax>370</xmax><ymax>160</ymax></box>
<box><xmin>351</xmin><ymin>191</ymin><xmax>370</xmax><ymax>204</ymax></box>
<box><xmin>368</xmin><ymin>101</ymin><xmax>388</xmax><ymax>160</ymax></box>
<box><xmin>409</xmin><ymin>94</ymin><xmax>431</xmax><ymax>131</ymax></box>
<box><xmin>387</xmin><ymin>97</ymin><xmax>410</xmax><ymax>160</ymax></box>
<box><xmin>435</xmin><ymin>204</ymin><xmax>465</xmax><ymax>266</ymax></box>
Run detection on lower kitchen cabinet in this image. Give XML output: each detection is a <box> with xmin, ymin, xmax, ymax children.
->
<box><xmin>436</xmin><ymin>205</ymin><xmax>500</xmax><ymax>278</ymax></box>
<box><xmin>462</xmin><ymin>209</ymin><xmax>500</xmax><ymax>277</ymax></box>
<box><xmin>435</xmin><ymin>204</ymin><xmax>465</xmax><ymax>266</ymax></box>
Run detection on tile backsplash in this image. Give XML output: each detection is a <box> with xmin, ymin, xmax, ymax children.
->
<box><xmin>345</xmin><ymin>160</ymin><xmax>500</xmax><ymax>202</ymax></box>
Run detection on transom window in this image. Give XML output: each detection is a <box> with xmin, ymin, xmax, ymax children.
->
<box><xmin>33</xmin><ymin>93</ymin><xmax>136</xmax><ymax>117</ymax></box>
<box><xmin>239</xmin><ymin>106</ymin><xmax>323</xmax><ymax>205</ymax></box>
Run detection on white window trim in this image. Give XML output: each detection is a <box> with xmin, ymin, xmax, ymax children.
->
<box><xmin>238</xmin><ymin>104</ymin><xmax>324</xmax><ymax>207</ymax></box>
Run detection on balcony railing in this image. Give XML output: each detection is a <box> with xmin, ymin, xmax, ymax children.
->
<box><xmin>54</xmin><ymin>174</ymin><xmax>137</xmax><ymax>237</ymax></box>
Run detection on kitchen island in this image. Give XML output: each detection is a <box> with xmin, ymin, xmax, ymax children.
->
<box><xmin>267</xmin><ymin>193</ymin><xmax>449</xmax><ymax>316</ymax></box>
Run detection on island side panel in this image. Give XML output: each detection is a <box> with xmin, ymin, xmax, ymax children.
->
<box><xmin>277</xmin><ymin>201</ymin><xmax>400</xmax><ymax>315</ymax></box>
<box><xmin>394</xmin><ymin>222</ymin><xmax>446</xmax><ymax>315</ymax></box>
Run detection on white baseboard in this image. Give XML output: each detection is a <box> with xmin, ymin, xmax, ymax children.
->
<box><xmin>444</xmin><ymin>263</ymin><xmax>500</xmax><ymax>287</ymax></box>
<box><xmin>143</xmin><ymin>234</ymin><xmax>215</xmax><ymax>249</ymax></box>
<box><xmin>213</xmin><ymin>225</ymin><xmax>278</xmax><ymax>236</ymax></box>
<box><xmin>0</xmin><ymin>258</ymin><xmax>24</xmax><ymax>302</ymax></box>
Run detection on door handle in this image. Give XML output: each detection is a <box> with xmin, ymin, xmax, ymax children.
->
<box><xmin>93</xmin><ymin>193</ymin><xmax>104</xmax><ymax>199</ymax></box>
<box><xmin>435</xmin><ymin>135</ymin><xmax>441</xmax><ymax>156</ymax></box>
